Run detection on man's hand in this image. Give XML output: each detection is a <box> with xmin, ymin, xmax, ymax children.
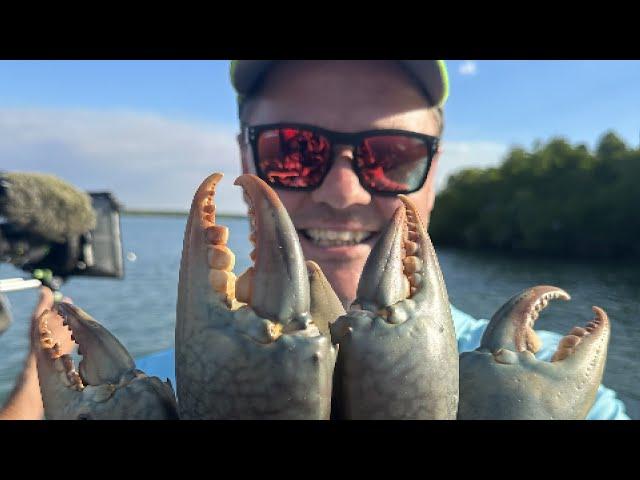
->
<box><xmin>0</xmin><ymin>287</ymin><xmax>75</xmax><ymax>420</ymax></box>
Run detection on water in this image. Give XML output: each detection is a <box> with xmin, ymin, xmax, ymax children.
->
<box><xmin>1</xmin><ymin>215</ymin><xmax>638</xmax><ymax>419</ymax></box>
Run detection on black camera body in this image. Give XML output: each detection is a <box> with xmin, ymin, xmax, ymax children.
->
<box><xmin>0</xmin><ymin>192</ymin><xmax>124</xmax><ymax>288</ymax></box>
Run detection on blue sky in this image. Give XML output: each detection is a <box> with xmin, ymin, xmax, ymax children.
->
<box><xmin>1</xmin><ymin>60</ymin><xmax>638</xmax><ymax>212</ymax></box>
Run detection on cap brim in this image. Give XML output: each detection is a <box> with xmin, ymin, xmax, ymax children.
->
<box><xmin>230</xmin><ymin>60</ymin><xmax>449</xmax><ymax>109</ymax></box>
<box><xmin>399</xmin><ymin>60</ymin><xmax>449</xmax><ymax>108</ymax></box>
<box><xmin>230</xmin><ymin>60</ymin><xmax>275</xmax><ymax>95</ymax></box>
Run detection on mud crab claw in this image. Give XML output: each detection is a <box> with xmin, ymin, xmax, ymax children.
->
<box><xmin>355</xmin><ymin>202</ymin><xmax>409</xmax><ymax>311</ymax></box>
<box><xmin>480</xmin><ymin>286</ymin><xmax>571</xmax><ymax>354</ymax></box>
<box><xmin>331</xmin><ymin>196</ymin><xmax>459</xmax><ymax>419</ymax></box>
<box><xmin>34</xmin><ymin>303</ymin><xmax>178</xmax><ymax>420</ymax></box>
<box><xmin>354</xmin><ymin>195</ymin><xmax>449</xmax><ymax>314</ymax></box>
<box><xmin>233</xmin><ymin>174</ymin><xmax>310</xmax><ymax>326</ymax></box>
<box><xmin>55</xmin><ymin>303</ymin><xmax>135</xmax><ymax>385</ymax></box>
<box><xmin>176</xmin><ymin>173</ymin><xmax>338</xmax><ymax>419</ymax></box>
<box><xmin>458</xmin><ymin>286</ymin><xmax>611</xmax><ymax>420</ymax></box>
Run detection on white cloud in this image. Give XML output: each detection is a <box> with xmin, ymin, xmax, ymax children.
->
<box><xmin>0</xmin><ymin>108</ymin><xmax>508</xmax><ymax>214</ymax></box>
<box><xmin>435</xmin><ymin>141</ymin><xmax>508</xmax><ymax>191</ymax></box>
<box><xmin>0</xmin><ymin>108</ymin><xmax>245</xmax><ymax>213</ymax></box>
<box><xmin>458</xmin><ymin>60</ymin><xmax>478</xmax><ymax>76</ymax></box>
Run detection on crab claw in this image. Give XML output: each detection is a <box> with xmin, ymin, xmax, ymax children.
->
<box><xmin>355</xmin><ymin>202</ymin><xmax>410</xmax><ymax>311</ymax></box>
<box><xmin>233</xmin><ymin>174</ymin><xmax>310</xmax><ymax>326</ymax></box>
<box><xmin>56</xmin><ymin>303</ymin><xmax>135</xmax><ymax>386</ymax></box>
<box><xmin>176</xmin><ymin>173</ymin><xmax>338</xmax><ymax>419</ymax></box>
<box><xmin>330</xmin><ymin>196</ymin><xmax>459</xmax><ymax>419</ymax></box>
<box><xmin>34</xmin><ymin>303</ymin><xmax>178</xmax><ymax>420</ymax></box>
<box><xmin>458</xmin><ymin>286</ymin><xmax>611</xmax><ymax>420</ymax></box>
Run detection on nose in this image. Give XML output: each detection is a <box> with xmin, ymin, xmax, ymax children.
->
<box><xmin>310</xmin><ymin>145</ymin><xmax>371</xmax><ymax>209</ymax></box>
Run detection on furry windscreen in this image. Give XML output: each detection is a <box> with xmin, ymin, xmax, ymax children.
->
<box><xmin>0</xmin><ymin>172</ymin><xmax>97</xmax><ymax>243</ymax></box>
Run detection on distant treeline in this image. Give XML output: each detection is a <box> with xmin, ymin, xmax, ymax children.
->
<box><xmin>429</xmin><ymin>132</ymin><xmax>640</xmax><ymax>258</ymax></box>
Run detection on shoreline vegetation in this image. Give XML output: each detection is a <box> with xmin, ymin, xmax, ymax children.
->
<box><xmin>430</xmin><ymin>131</ymin><xmax>640</xmax><ymax>259</ymax></box>
<box><xmin>123</xmin><ymin>209</ymin><xmax>247</xmax><ymax>219</ymax></box>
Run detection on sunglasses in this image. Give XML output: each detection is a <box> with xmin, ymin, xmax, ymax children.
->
<box><xmin>245</xmin><ymin>123</ymin><xmax>439</xmax><ymax>196</ymax></box>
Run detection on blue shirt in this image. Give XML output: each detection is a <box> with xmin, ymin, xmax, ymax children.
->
<box><xmin>136</xmin><ymin>304</ymin><xmax>629</xmax><ymax>420</ymax></box>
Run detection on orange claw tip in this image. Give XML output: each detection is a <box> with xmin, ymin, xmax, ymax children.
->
<box><xmin>191</xmin><ymin>173</ymin><xmax>224</xmax><ymax>228</ymax></box>
<box><xmin>233</xmin><ymin>174</ymin><xmax>283</xmax><ymax>207</ymax></box>
<box><xmin>397</xmin><ymin>195</ymin><xmax>419</xmax><ymax>214</ymax></box>
<box><xmin>526</xmin><ymin>285</ymin><xmax>571</xmax><ymax>302</ymax></box>
<box><xmin>397</xmin><ymin>195</ymin><xmax>427</xmax><ymax>228</ymax></box>
<box><xmin>233</xmin><ymin>173</ymin><xmax>261</xmax><ymax>189</ymax></box>
<box><xmin>207</xmin><ymin>172</ymin><xmax>224</xmax><ymax>182</ymax></box>
<box><xmin>591</xmin><ymin>306</ymin><xmax>608</xmax><ymax>322</ymax></box>
<box><xmin>396</xmin><ymin>194</ymin><xmax>413</xmax><ymax>207</ymax></box>
<box><xmin>193</xmin><ymin>172</ymin><xmax>224</xmax><ymax>203</ymax></box>
<box><xmin>195</xmin><ymin>172</ymin><xmax>224</xmax><ymax>193</ymax></box>
<box><xmin>306</xmin><ymin>260</ymin><xmax>322</xmax><ymax>274</ymax></box>
<box><xmin>233</xmin><ymin>173</ymin><xmax>258</xmax><ymax>186</ymax></box>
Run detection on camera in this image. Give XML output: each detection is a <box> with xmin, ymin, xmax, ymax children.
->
<box><xmin>0</xmin><ymin>191</ymin><xmax>124</xmax><ymax>291</ymax></box>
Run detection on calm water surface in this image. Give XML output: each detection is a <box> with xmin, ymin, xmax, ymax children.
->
<box><xmin>1</xmin><ymin>215</ymin><xmax>638</xmax><ymax>419</ymax></box>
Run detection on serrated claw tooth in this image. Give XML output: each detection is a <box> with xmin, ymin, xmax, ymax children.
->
<box><xmin>49</xmin><ymin>343</ymin><xmax>63</xmax><ymax>359</ymax></box>
<box><xmin>403</xmin><ymin>256</ymin><xmax>422</xmax><ymax>274</ymax></box>
<box><xmin>208</xmin><ymin>269</ymin><xmax>236</xmax><ymax>297</ymax></box>
<box><xmin>206</xmin><ymin>225</ymin><xmax>229</xmax><ymax>245</ymax></box>
<box><xmin>570</xmin><ymin>326</ymin><xmax>588</xmax><ymax>337</ymax></box>
<box><xmin>207</xmin><ymin>245</ymin><xmax>235</xmax><ymax>271</ymax></box>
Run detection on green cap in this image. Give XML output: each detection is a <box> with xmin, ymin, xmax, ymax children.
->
<box><xmin>230</xmin><ymin>60</ymin><xmax>449</xmax><ymax>114</ymax></box>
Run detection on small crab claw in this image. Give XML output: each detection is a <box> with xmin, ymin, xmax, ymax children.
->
<box><xmin>331</xmin><ymin>196</ymin><xmax>459</xmax><ymax>419</ymax></box>
<box><xmin>56</xmin><ymin>303</ymin><xmax>135</xmax><ymax>386</ymax></box>
<box><xmin>34</xmin><ymin>303</ymin><xmax>178</xmax><ymax>420</ymax></box>
<box><xmin>458</xmin><ymin>286</ymin><xmax>611</xmax><ymax>420</ymax></box>
<box><xmin>176</xmin><ymin>173</ymin><xmax>338</xmax><ymax>419</ymax></box>
<box><xmin>480</xmin><ymin>286</ymin><xmax>571</xmax><ymax>354</ymax></box>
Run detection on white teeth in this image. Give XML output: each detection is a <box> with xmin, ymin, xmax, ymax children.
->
<box><xmin>304</xmin><ymin>229</ymin><xmax>373</xmax><ymax>246</ymax></box>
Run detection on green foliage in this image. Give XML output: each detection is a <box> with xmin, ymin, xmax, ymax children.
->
<box><xmin>430</xmin><ymin>131</ymin><xmax>640</xmax><ymax>258</ymax></box>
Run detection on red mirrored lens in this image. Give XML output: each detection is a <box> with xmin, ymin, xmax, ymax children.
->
<box><xmin>257</xmin><ymin>128</ymin><xmax>331</xmax><ymax>188</ymax></box>
<box><xmin>357</xmin><ymin>136</ymin><xmax>431</xmax><ymax>192</ymax></box>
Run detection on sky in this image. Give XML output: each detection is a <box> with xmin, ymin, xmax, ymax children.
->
<box><xmin>0</xmin><ymin>60</ymin><xmax>638</xmax><ymax>214</ymax></box>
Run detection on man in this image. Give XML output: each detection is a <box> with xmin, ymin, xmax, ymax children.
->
<box><xmin>1</xmin><ymin>60</ymin><xmax>629</xmax><ymax>419</ymax></box>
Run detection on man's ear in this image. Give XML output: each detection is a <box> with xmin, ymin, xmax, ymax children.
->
<box><xmin>237</xmin><ymin>132</ymin><xmax>252</xmax><ymax>174</ymax></box>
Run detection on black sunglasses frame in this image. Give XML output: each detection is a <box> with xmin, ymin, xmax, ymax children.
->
<box><xmin>245</xmin><ymin>123</ymin><xmax>439</xmax><ymax>196</ymax></box>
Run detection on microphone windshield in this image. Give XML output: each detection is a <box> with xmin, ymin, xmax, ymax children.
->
<box><xmin>0</xmin><ymin>172</ymin><xmax>97</xmax><ymax>243</ymax></box>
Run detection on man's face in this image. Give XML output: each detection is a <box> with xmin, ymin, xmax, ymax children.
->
<box><xmin>239</xmin><ymin>60</ymin><xmax>441</xmax><ymax>307</ymax></box>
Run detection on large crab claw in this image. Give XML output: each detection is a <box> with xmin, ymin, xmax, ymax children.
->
<box><xmin>330</xmin><ymin>196</ymin><xmax>459</xmax><ymax>419</ymax></box>
<box><xmin>175</xmin><ymin>173</ymin><xmax>340</xmax><ymax>419</ymax></box>
<box><xmin>34</xmin><ymin>303</ymin><xmax>178</xmax><ymax>420</ymax></box>
<box><xmin>458</xmin><ymin>286</ymin><xmax>610</xmax><ymax>419</ymax></box>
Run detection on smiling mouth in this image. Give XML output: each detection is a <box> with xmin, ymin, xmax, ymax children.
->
<box><xmin>299</xmin><ymin>228</ymin><xmax>377</xmax><ymax>247</ymax></box>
